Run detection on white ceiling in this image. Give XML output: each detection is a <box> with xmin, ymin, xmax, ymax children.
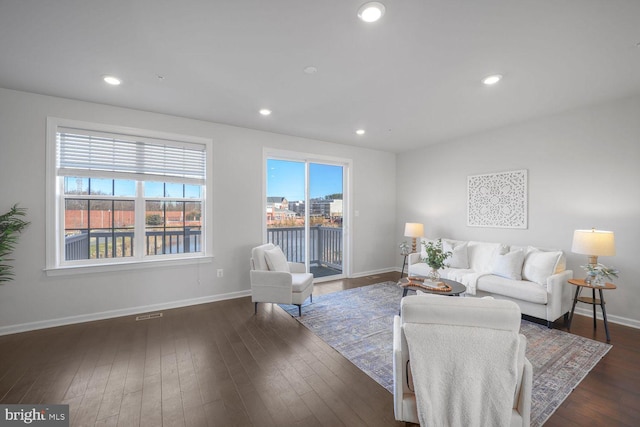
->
<box><xmin>1</xmin><ymin>0</ymin><xmax>639</xmax><ymax>153</ymax></box>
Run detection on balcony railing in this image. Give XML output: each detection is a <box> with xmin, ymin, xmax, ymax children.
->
<box><xmin>267</xmin><ymin>226</ymin><xmax>342</xmax><ymax>271</ymax></box>
<box><xmin>64</xmin><ymin>228</ymin><xmax>201</xmax><ymax>260</ymax></box>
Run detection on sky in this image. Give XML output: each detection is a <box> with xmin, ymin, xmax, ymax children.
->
<box><xmin>267</xmin><ymin>159</ymin><xmax>343</xmax><ymax>201</ymax></box>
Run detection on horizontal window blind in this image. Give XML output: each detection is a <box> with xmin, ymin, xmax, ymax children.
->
<box><xmin>57</xmin><ymin>127</ymin><xmax>206</xmax><ymax>183</ymax></box>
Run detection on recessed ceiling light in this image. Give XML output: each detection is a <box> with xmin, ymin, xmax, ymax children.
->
<box><xmin>356</xmin><ymin>129</ymin><xmax>366</xmax><ymax>135</ymax></box>
<box><xmin>482</xmin><ymin>74</ymin><xmax>503</xmax><ymax>85</ymax></box>
<box><xmin>259</xmin><ymin>109</ymin><xmax>272</xmax><ymax>116</ymax></box>
<box><xmin>357</xmin><ymin>2</ymin><xmax>386</xmax><ymax>23</ymax></box>
<box><xmin>303</xmin><ymin>66</ymin><xmax>318</xmax><ymax>74</ymax></box>
<box><xmin>103</xmin><ymin>75</ymin><xmax>121</xmax><ymax>86</ymax></box>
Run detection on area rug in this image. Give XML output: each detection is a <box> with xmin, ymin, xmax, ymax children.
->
<box><xmin>280</xmin><ymin>282</ymin><xmax>611</xmax><ymax>427</ymax></box>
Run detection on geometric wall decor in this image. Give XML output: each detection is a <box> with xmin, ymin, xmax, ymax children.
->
<box><xmin>467</xmin><ymin>169</ymin><xmax>528</xmax><ymax>228</ymax></box>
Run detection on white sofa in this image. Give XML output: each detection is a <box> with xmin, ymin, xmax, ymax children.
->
<box><xmin>408</xmin><ymin>238</ymin><xmax>573</xmax><ymax>326</ymax></box>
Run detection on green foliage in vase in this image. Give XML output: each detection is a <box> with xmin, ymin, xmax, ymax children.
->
<box><xmin>421</xmin><ymin>238</ymin><xmax>452</xmax><ymax>270</ymax></box>
<box><xmin>581</xmin><ymin>263</ymin><xmax>619</xmax><ymax>281</ymax></box>
<box><xmin>0</xmin><ymin>204</ymin><xmax>30</xmax><ymax>283</ymax></box>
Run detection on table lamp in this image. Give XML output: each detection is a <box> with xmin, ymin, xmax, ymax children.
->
<box><xmin>571</xmin><ymin>228</ymin><xmax>616</xmax><ymax>266</ymax></box>
<box><xmin>404</xmin><ymin>222</ymin><xmax>424</xmax><ymax>253</ymax></box>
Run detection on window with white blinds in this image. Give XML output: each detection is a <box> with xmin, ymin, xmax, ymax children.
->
<box><xmin>46</xmin><ymin>118</ymin><xmax>212</xmax><ymax>271</ymax></box>
<box><xmin>56</xmin><ymin>127</ymin><xmax>206</xmax><ymax>184</ymax></box>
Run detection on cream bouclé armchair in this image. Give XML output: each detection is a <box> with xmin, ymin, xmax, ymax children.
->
<box><xmin>393</xmin><ymin>295</ymin><xmax>532</xmax><ymax>426</ymax></box>
<box><xmin>250</xmin><ymin>243</ymin><xmax>314</xmax><ymax>316</ymax></box>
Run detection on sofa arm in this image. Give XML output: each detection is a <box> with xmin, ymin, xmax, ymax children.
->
<box><xmin>517</xmin><ymin>358</ymin><xmax>533</xmax><ymax>427</ymax></box>
<box><xmin>392</xmin><ymin>315</ymin><xmax>405</xmax><ymax>421</ymax></box>
<box><xmin>407</xmin><ymin>252</ymin><xmax>421</xmax><ymax>266</ymax></box>
<box><xmin>250</xmin><ymin>270</ymin><xmax>293</xmax><ymax>286</ymax></box>
<box><xmin>545</xmin><ymin>270</ymin><xmax>574</xmax><ymax>321</ymax></box>
<box><xmin>288</xmin><ymin>262</ymin><xmax>306</xmax><ymax>273</ymax></box>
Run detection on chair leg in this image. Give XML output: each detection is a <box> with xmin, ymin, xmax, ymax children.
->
<box><xmin>254</xmin><ymin>302</ymin><xmax>258</xmax><ymax>315</ymax></box>
<box><xmin>297</xmin><ymin>304</ymin><xmax>302</xmax><ymax>317</ymax></box>
<box><xmin>310</xmin><ymin>294</ymin><xmax>313</xmax><ymax>303</ymax></box>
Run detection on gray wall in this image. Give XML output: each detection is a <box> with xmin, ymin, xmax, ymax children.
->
<box><xmin>2</xmin><ymin>87</ymin><xmax>638</xmax><ymax>332</ymax></box>
<box><xmin>397</xmin><ymin>95</ymin><xmax>640</xmax><ymax>327</ymax></box>
<box><xmin>0</xmin><ymin>88</ymin><xmax>397</xmax><ymax>333</ymax></box>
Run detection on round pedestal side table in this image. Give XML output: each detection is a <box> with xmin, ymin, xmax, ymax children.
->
<box><xmin>567</xmin><ymin>278</ymin><xmax>616</xmax><ymax>342</ymax></box>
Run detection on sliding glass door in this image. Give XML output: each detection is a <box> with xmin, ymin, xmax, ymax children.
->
<box><xmin>265</xmin><ymin>155</ymin><xmax>347</xmax><ymax>281</ymax></box>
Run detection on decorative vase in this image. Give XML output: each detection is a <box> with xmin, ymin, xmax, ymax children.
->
<box><xmin>592</xmin><ymin>274</ymin><xmax>605</xmax><ymax>287</ymax></box>
<box><xmin>427</xmin><ymin>267</ymin><xmax>441</xmax><ymax>282</ymax></box>
<box><xmin>585</xmin><ymin>272</ymin><xmax>598</xmax><ymax>285</ymax></box>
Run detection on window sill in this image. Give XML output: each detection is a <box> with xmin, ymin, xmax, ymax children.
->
<box><xmin>44</xmin><ymin>255</ymin><xmax>214</xmax><ymax>277</ymax></box>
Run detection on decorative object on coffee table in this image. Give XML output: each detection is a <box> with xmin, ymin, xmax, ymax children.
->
<box><xmin>397</xmin><ymin>277</ymin><xmax>465</xmax><ymax>298</ymax></box>
<box><xmin>399</xmin><ymin>277</ymin><xmax>451</xmax><ymax>293</ymax></box>
<box><xmin>421</xmin><ymin>238</ymin><xmax>451</xmax><ymax>281</ymax></box>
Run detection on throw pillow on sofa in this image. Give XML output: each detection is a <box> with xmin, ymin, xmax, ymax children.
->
<box><xmin>522</xmin><ymin>248</ymin><xmax>562</xmax><ymax>285</ymax></box>
<box><xmin>490</xmin><ymin>249</ymin><xmax>525</xmax><ymax>280</ymax></box>
<box><xmin>264</xmin><ymin>246</ymin><xmax>291</xmax><ymax>272</ymax></box>
<box><xmin>443</xmin><ymin>240</ymin><xmax>470</xmax><ymax>269</ymax></box>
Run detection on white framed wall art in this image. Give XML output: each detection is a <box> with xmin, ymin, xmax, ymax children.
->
<box><xmin>467</xmin><ymin>169</ymin><xmax>528</xmax><ymax>229</ymax></box>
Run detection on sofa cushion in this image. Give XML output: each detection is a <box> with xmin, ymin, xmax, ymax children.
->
<box><xmin>291</xmin><ymin>273</ymin><xmax>313</xmax><ymax>293</ymax></box>
<box><xmin>467</xmin><ymin>241</ymin><xmax>502</xmax><ymax>272</ymax></box>
<box><xmin>522</xmin><ymin>248</ymin><xmax>562</xmax><ymax>285</ymax></box>
<box><xmin>251</xmin><ymin>243</ymin><xmax>276</xmax><ymax>271</ymax></box>
<box><xmin>264</xmin><ymin>246</ymin><xmax>290</xmax><ymax>272</ymax></box>
<box><xmin>443</xmin><ymin>240</ymin><xmax>469</xmax><ymax>269</ymax></box>
<box><xmin>477</xmin><ymin>275</ymin><xmax>548</xmax><ymax>304</ymax></box>
<box><xmin>490</xmin><ymin>249</ymin><xmax>525</xmax><ymax>280</ymax></box>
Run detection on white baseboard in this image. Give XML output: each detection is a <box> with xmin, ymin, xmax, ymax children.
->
<box><xmin>350</xmin><ymin>267</ymin><xmax>398</xmax><ymax>279</ymax></box>
<box><xmin>0</xmin><ymin>290</ymin><xmax>252</xmax><ymax>336</ymax></box>
<box><xmin>573</xmin><ymin>307</ymin><xmax>640</xmax><ymax>329</ymax></box>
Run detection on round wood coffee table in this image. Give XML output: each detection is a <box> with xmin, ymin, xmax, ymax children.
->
<box><xmin>398</xmin><ymin>277</ymin><xmax>466</xmax><ymax>298</ymax></box>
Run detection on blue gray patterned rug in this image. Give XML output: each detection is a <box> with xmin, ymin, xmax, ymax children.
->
<box><xmin>280</xmin><ymin>281</ymin><xmax>611</xmax><ymax>427</ymax></box>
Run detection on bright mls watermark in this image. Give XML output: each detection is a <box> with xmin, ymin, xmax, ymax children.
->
<box><xmin>0</xmin><ymin>405</ymin><xmax>68</xmax><ymax>426</ymax></box>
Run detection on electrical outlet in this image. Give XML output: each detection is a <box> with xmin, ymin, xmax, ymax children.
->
<box><xmin>217</xmin><ymin>269</ymin><xmax>223</xmax><ymax>278</ymax></box>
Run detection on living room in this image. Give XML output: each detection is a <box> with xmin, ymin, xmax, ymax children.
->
<box><xmin>0</xmin><ymin>1</ymin><xmax>639</xmax><ymax>426</ymax></box>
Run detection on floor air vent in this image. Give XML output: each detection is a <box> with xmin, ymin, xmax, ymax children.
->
<box><xmin>136</xmin><ymin>312</ymin><xmax>163</xmax><ymax>321</ymax></box>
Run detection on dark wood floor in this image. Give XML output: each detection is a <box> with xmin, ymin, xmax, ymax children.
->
<box><xmin>0</xmin><ymin>272</ymin><xmax>638</xmax><ymax>426</ymax></box>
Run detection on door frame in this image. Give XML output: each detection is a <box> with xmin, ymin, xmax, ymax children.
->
<box><xmin>263</xmin><ymin>148</ymin><xmax>352</xmax><ymax>281</ymax></box>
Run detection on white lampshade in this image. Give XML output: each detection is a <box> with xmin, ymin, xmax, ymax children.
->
<box><xmin>572</xmin><ymin>229</ymin><xmax>615</xmax><ymax>264</ymax></box>
<box><xmin>404</xmin><ymin>223</ymin><xmax>424</xmax><ymax>238</ymax></box>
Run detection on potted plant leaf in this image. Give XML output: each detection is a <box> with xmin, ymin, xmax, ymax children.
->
<box><xmin>0</xmin><ymin>204</ymin><xmax>30</xmax><ymax>283</ymax></box>
<box><xmin>421</xmin><ymin>238</ymin><xmax>452</xmax><ymax>281</ymax></box>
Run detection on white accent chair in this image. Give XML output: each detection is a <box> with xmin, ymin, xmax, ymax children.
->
<box><xmin>393</xmin><ymin>295</ymin><xmax>532</xmax><ymax>426</ymax></box>
<box><xmin>250</xmin><ymin>243</ymin><xmax>314</xmax><ymax>316</ymax></box>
